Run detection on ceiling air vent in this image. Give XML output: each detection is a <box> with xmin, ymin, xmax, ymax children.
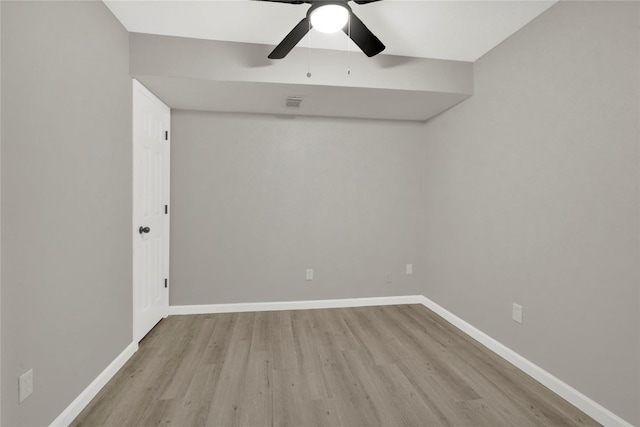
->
<box><xmin>285</xmin><ymin>96</ymin><xmax>303</xmax><ymax>110</ymax></box>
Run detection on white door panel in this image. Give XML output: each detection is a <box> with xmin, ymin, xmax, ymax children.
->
<box><xmin>133</xmin><ymin>80</ymin><xmax>170</xmax><ymax>342</ymax></box>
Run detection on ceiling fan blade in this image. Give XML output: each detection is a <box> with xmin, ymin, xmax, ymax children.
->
<box><xmin>352</xmin><ymin>0</ymin><xmax>382</xmax><ymax>4</ymax></box>
<box><xmin>343</xmin><ymin>12</ymin><xmax>385</xmax><ymax>57</ymax></box>
<box><xmin>268</xmin><ymin>17</ymin><xmax>311</xmax><ymax>59</ymax></box>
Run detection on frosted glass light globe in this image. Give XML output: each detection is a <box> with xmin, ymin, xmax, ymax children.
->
<box><xmin>310</xmin><ymin>5</ymin><xmax>349</xmax><ymax>34</ymax></box>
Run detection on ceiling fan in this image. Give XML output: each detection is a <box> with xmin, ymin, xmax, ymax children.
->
<box><xmin>256</xmin><ymin>0</ymin><xmax>386</xmax><ymax>59</ymax></box>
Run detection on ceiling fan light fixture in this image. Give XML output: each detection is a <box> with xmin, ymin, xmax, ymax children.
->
<box><xmin>310</xmin><ymin>4</ymin><xmax>349</xmax><ymax>34</ymax></box>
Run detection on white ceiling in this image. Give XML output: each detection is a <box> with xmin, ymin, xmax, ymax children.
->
<box><xmin>104</xmin><ymin>0</ymin><xmax>557</xmax><ymax>62</ymax></box>
<box><xmin>108</xmin><ymin>0</ymin><xmax>557</xmax><ymax>121</ymax></box>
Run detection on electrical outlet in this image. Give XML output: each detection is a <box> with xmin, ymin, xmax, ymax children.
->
<box><xmin>19</xmin><ymin>369</ymin><xmax>33</xmax><ymax>403</ymax></box>
<box><xmin>406</xmin><ymin>264</ymin><xmax>413</xmax><ymax>275</ymax></box>
<box><xmin>386</xmin><ymin>272</ymin><xmax>392</xmax><ymax>283</ymax></box>
<box><xmin>306</xmin><ymin>269</ymin><xmax>313</xmax><ymax>281</ymax></box>
<box><xmin>512</xmin><ymin>303</ymin><xmax>523</xmax><ymax>324</ymax></box>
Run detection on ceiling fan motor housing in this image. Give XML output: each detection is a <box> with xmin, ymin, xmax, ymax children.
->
<box><xmin>308</xmin><ymin>2</ymin><xmax>351</xmax><ymax>33</ymax></box>
<box><xmin>262</xmin><ymin>0</ymin><xmax>385</xmax><ymax>59</ymax></box>
<box><xmin>307</xmin><ymin>1</ymin><xmax>352</xmax><ymax>18</ymax></box>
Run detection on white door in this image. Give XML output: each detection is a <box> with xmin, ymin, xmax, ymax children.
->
<box><xmin>133</xmin><ymin>80</ymin><xmax>170</xmax><ymax>342</ymax></box>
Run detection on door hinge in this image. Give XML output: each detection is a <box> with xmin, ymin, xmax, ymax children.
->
<box><xmin>165</xmin><ymin>205</ymin><xmax>168</xmax><ymax>215</ymax></box>
<box><xmin>164</xmin><ymin>278</ymin><xmax>168</xmax><ymax>289</ymax></box>
<box><xmin>165</xmin><ymin>131</ymin><xmax>169</xmax><ymax>141</ymax></box>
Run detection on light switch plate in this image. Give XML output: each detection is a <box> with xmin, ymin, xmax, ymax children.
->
<box><xmin>512</xmin><ymin>303</ymin><xmax>523</xmax><ymax>324</ymax></box>
<box><xmin>19</xmin><ymin>369</ymin><xmax>33</xmax><ymax>403</ymax></box>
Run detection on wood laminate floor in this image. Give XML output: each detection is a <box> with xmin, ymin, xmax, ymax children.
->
<box><xmin>71</xmin><ymin>304</ymin><xmax>599</xmax><ymax>427</ymax></box>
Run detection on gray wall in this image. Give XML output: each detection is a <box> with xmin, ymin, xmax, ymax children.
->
<box><xmin>420</xmin><ymin>1</ymin><xmax>639</xmax><ymax>425</ymax></box>
<box><xmin>0</xmin><ymin>1</ymin><xmax>3</xmax><ymax>422</ymax></box>
<box><xmin>170</xmin><ymin>111</ymin><xmax>424</xmax><ymax>305</ymax></box>
<box><xmin>1</xmin><ymin>2</ymin><xmax>132</xmax><ymax>425</ymax></box>
<box><xmin>0</xmin><ymin>1</ymin><xmax>3</xmax><ymax>423</ymax></box>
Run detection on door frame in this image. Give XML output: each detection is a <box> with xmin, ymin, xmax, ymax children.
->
<box><xmin>132</xmin><ymin>79</ymin><xmax>170</xmax><ymax>342</ymax></box>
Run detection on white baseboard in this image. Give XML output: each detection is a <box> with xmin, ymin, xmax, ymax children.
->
<box><xmin>418</xmin><ymin>296</ymin><xmax>632</xmax><ymax>427</ymax></box>
<box><xmin>168</xmin><ymin>294</ymin><xmax>424</xmax><ymax>315</ymax></box>
<box><xmin>49</xmin><ymin>342</ymin><xmax>138</xmax><ymax>427</ymax></box>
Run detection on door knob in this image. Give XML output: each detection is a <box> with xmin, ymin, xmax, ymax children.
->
<box><xmin>139</xmin><ymin>226</ymin><xmax>151</xmax><ymax>234</ymax></box>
